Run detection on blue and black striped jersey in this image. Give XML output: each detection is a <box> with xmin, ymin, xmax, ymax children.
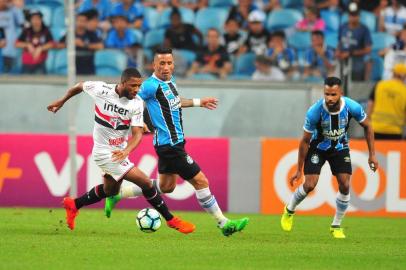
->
<box><xmin>138</xmin><ymin>74</ymin><xmax>184</xmax><ymax>146</ymax></box>
<box><xmin>303</xmin><ymin>97</ymin><xmax>367</xmax><ymax>151</ymax></box>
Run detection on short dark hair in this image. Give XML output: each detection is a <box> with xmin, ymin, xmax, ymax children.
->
<box><xmin>312</xmin><ymin>30</ymin><xmax>324</xmax><ymax>38</ymax></box>
<box><xmin>324</xmin><ymin>76</ymin><xmax>341</xmax><ymax>87</ymax></box>
<box><xmin>170</xmin><ymin>7</ymin><xmax>181</xmax><ymax>18</ymax></box>
<box><xmin>154</xmin><ymin>47</ymin><xmax>173</xmax><ymax>56</ymax></box>
<box><xmin>271</xmin><ymin>31</ymin><xmax>285</xmax><ymax>40</ymax></box>
<box><xmin>121</xmin><ymin>68</ymin><xmax>141</xmax><ymax>82</ymax></box>
<box><xmin>83</xmin><ymin>8</ymin><xmax>99</xmax><ymax>20</ymax></box>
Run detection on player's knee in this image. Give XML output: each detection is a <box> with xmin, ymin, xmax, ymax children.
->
<box><xmin>303</xmin><ymin>183</ymin><xmax>316</xmax><ymax>193</ymax></box>
<box><xmin>160</xmin><ymin>182</ymin><xmax>176</xmax><ymax>193</ymax></box>
<box><xmin>339</xmin><ymin>184</ymin><xmax>350</xmax><ymax>195</ymax></box>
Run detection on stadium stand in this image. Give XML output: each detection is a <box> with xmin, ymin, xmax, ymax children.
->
<box><xmin>195</xmin><ymin>7</ymin><xmax>229</xmax><ymax>34</ymax></box>
<box><xmin>95</xmin><ymin>49</ymin><xmax>128</xmax><ymax>76</ymax></box>
<box><xmin>265</xmin><ymin>9</ymin><xmax>303</xmax><ymax>32</ymax></box>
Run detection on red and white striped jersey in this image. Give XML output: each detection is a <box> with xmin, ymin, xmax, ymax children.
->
<box><xmin>83</xmin><ymin>81</ymin><xmax>144</xmax><ymax>156</ymax></box>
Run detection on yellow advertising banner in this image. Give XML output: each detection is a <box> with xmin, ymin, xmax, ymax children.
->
<box><xmin>261</xmin><ymin>139</ymin><xmax>406</xmax><ymax>217</ymax></box>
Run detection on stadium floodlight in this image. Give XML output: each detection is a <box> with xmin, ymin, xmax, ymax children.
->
<box><xmin>66</xmin><ymin>0</ymin><xmax>77</xmax><ymax>197</ymax></box>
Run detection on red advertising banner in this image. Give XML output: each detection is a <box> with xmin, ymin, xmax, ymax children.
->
<box><xmin>261</xmin><ymin>139</ymin><xmax>406</xmax><ymax>217</ymax></box>
<box><xmin>0</xmin><ymin>134</ymin><xmax>229</xmax><ymax>211</ymax></box>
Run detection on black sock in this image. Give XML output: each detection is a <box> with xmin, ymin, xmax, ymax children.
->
<box><xmin>142</xmin><ymin>187</ymin><xmax>173</xmax><ymax>221</ymax></box>
<box><xmin>74</xmin><ymin>184</ymin><xmax>107</xmax><ymax>209</ymax></box>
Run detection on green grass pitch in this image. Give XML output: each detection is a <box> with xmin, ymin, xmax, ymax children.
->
<box><xmin>1</xmin><ymin>208</ymin><xmax>405</xmax><ymax>270</ymax></box>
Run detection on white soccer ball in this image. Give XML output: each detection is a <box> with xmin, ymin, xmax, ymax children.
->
<box><xmin>136</xmin><ymin>208</ymin><xmax>162</xmax><ymax>233</ymax></box>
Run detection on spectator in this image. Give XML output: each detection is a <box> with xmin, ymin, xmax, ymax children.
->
<box><xmin>393</xmin><ymin>26</ymin><xmax>406</xmax><ymax>51</ymax></box>
<box><xmin>170</xmin><ymin>0</ymin><xmax>208</xmax><ymax>11</ymax></box>
<box><xmin>239</xmin><ymin>10</ymin><xmax>269</xmax><ymax>56</ymax></box>
<box><xmin>110</xmin><ymin>0</ymin><xmax>146</xmax><ymax>31</ymax></box>
<box><xmin>57</xmin><ymin>12</ymin><xmax>104</xmax><ymax>75</ymax></box>
<box><xmin>336</xmin><ymin>2</ymin><xmax>372</xmax><ymax>81</ymax></box>
<box><xmin>105</xmin><ymin>15</ymin><xmax>140</xmax><ymax>67</ymax></box>
<box><xmin>252</xmin><ymin>55</ymin><xmax>285</xmax><ymax>81</ymax></box>
<box><xmin>379</xmin><ymin>0</ymin><xmax>406</xmax><ymax>36</ymax></box>
<box><xmin>0</xmin><ymin>0</ymin><xmax>24</xmax><ymax>73</ymax></box>
<box><xmin>296</xmin><ymin>6</ymin><xmax>326</xmax><ymax>32</ymax></box>
<box><xmin>265</xmin><ymin>31</ymin><xmax>298</xmax><ymax>78</ymax></box>
<box><xmin>223</xmin><ymin>17</ymin><xmax>246</xmax><ymax>56</ymax></box>
<box><xmin>367</xmin><ymin>63</ymin><xmax>406</xmax><ymax>140</ymax></box>
<box><xmin>228</xmin><ymin>0</ymin><xmax>259</xmax><ymax>29</ymax></box>
<box><xmin>84</xmin><ymin>9</ymin><xmax>103</xmax><ymax>40</ymax></box>
<box><xmin>15</xmin><ymin>10</ymin><xmax>53</xmax><ymax>74</ymax></box>
<box><xmin>164</xmin><ymin>7</ymin><xmax>203</xmax><ymax>51</ymax></box>
<box><xmin>186</xmin><ymin>28</ymin><xmax>232</xmax><ymax>79</ymax></box>
<box><xmin>303</xmin><ymin>30</ymin><xmax>336</xmax><ymax>80</ymax></box>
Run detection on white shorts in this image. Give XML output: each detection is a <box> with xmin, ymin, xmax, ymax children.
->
<box><xmin>94</xmin><ymin>155</ymin><xmax>134</xmax><ymax>181</ymax></box>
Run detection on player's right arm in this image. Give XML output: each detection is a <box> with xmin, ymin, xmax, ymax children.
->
<box><xmin>47</xmin><ymin>82</ymin><xmax>84</xmax><ymax>113</ymax></box>
<box><xmin>290</xmin><ymin>103</ymin><xmax>319</xmax><ymax>186</ymax></box>
<box><xmin>289</xmin><ymin>131</ymin><xmax>312</xmax><ymax>186</ymax></box>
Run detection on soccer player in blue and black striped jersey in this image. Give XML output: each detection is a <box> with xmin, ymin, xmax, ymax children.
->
<box><xmin>105</xmin><ymin>47</ymin><xmax>248</xmax><ymax>236</ymax></box>
<box><xmin>281</xmin><ymin>76</ymin><xmax>379</xmax><ymax>239</ymax></box>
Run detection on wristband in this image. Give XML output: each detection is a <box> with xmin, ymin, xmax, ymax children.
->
<box><xmin>192</xmin><ymin>98</ymin><xmax>201</xmax><ymax>107</ymax></box>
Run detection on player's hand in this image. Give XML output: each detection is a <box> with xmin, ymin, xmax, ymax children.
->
<box><xmin>47</xmin><ymin>100</ymin><xmax>64</xmax><ymax>113</ymax></box>
<box><xmin>111</xmin><ymin>149</ymin><xmax>129</xmax><ymax>162</ymax></box>
<box><xmin>368</xmin><ymin>155</ymin><xmax>379</xmax><ymax>172</ymax></box>
<box><xmin>289</xmin><ymin>170</ymin><xmax>302</xmax><ymax>187</ymax></box>
<box><xmin>201</xmin><ymin>97</ymin><xmax>218</xmax><ymax>110</ymax></box>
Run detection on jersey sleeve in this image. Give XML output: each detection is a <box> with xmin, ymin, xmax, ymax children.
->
<box><xmin>303</xmin><ymin>103</ymin><xmax>320</xmax><ymax>133</ymax></box>
<box><xmin>82</xmin><ymin>81</ymin><xmax>106</xmax><ymax>99</ymax></box>
<box><xmin>347</xmin><ymin>98</ymin><xmax>367</xmax><ymax>123</ymax></box>
<box><xmin>130</xmin><ymin>100</ymin><xmax>144</xmax><ymax>127</ymax></box>
<box><xmin>138</xmin><ymin>80</ymin><xmax>156</xmax><ymax>100</ymax></box>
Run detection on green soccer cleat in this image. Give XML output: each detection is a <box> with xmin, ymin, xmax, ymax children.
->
<box><xmin>281</xmin><ymin>206</ymin><xmax>294</xmax><ymax>232</ymax></box>
<box><xmin>330</xmin><ymin>226</ymin><xmax>346</xmax><ymax>239</ymax></box>
<box><xmin>104</xmin><ymin>194</ymin><xmax>122</xmax><ymax>218</ymax></box>
<box><xmin>221</xmin><ymin>217</ymin><xmax>249</xmax><ymax>236</ymax></box>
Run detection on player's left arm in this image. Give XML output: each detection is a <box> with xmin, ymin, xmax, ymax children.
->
<box><xmin>112</xmin><ymin>126</ymin><xmax>143</xmax><ymax>162</ymax></box>
<box><xmin>359</xmin><ymin>118</ymin><xmax>379</xmax><ymax>172</ymax></box>
<box><xmin>350</xmin><ymin>98</ymin><xmax>379</xmax><ymax>172</ymax></box>
<box><xmin>180</xmin><ymin>97</ymin><xmax>218</xmax><ymax>110</ymax></box>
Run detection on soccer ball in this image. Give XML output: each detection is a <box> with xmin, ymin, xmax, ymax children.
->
<box><xmin>136</xmin><ymin>208</ymin><xmax>162</xmax><ymax>233</ymax></box>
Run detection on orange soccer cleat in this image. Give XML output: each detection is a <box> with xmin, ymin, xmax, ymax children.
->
<box><xmin>166</xmin><ymin>216</ymin><xmax>196</xmax><ymax>234</ymax></box>
<box><xmin>62</xmin><ymin>197</ymin><xmax>79</xmax><ymax>230</ymax></box>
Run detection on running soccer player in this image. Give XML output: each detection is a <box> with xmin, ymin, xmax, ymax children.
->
<box><xmin>281</xmin><ymin>76</ymin><xmax>379</xmax><ymax>239</ymax></box>
<box><xmin>105</xmin><ymin>47</ymin><xmax>249</xmax><ymax>236</ymax></box>
<box><xmin>47</xmin><ymin>68</ymin><xmax>195</xmax><ymax>234</ymax></box>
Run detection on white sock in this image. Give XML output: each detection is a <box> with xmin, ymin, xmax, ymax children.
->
<box><xmin>332</xmin><ymin>192</ymin><xmax>350</xmax><ymax>227</ymax></box>
<box><xmin>120</xmin><ymin>185</ymin><xmax>142</xmax><ymax>198</ymax></box>
<box><xmin>195</xmin><ymin>187</ymin><xmax>228</xmax><ymax>227</ymax></box>
<box><xmin>287</xmin><ymin>185</ymin><xmax>308</xmax><ymax>212</ymax></box>
<box><xmin>119</xmin><ymin>179</ymin><xmax>160</xmax><ymax>199</ymax></box>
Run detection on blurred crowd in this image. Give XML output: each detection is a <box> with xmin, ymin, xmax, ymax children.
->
<box><xmin>1</xmin><ymin>0</ymin><xmax>406</xmax><ymax>82</ymax></box>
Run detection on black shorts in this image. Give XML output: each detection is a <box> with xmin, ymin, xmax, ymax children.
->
<box><xmin>155</xmin><ymin>142</ymin><xmax>201</xmax><ymax>180</ymax></box>
<box><xmin>304</xmin><ymin>147</ymin><xmax>352</xmax><ymax>176</ymax></box>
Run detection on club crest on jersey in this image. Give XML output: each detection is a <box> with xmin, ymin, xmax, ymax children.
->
<box><xmin>110</xmin><ymin>117</ymin><xmax>120</xmax><ymax>129</ymax></box>
<box><xmin>311</xmin><ymin>154</ymin><xmax>319</xmax><ymax>164</ymax></box>
<box><xmin>186</xmin><ymin>155</ymin><xmax>194</xmax><ymax>164</ymax></box>
<box><xmin>344</xmin><ymin>156</ymin><xmax>351</xmax><ymax>163</ymax></box>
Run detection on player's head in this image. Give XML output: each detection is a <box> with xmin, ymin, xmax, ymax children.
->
<box><xmin>153</xmin><ymin>47</ymin><xmax>174</xmax><ymax>81</ymax></box>
<box><xmin>119</xmin><ymin>68</ymin><xmax>143</xmax><ymax>100</ymax></box>
<box><xmin>324</xmin><ymin>76</ymin><xmax>342</xmax><ymax>112</ymax></box>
